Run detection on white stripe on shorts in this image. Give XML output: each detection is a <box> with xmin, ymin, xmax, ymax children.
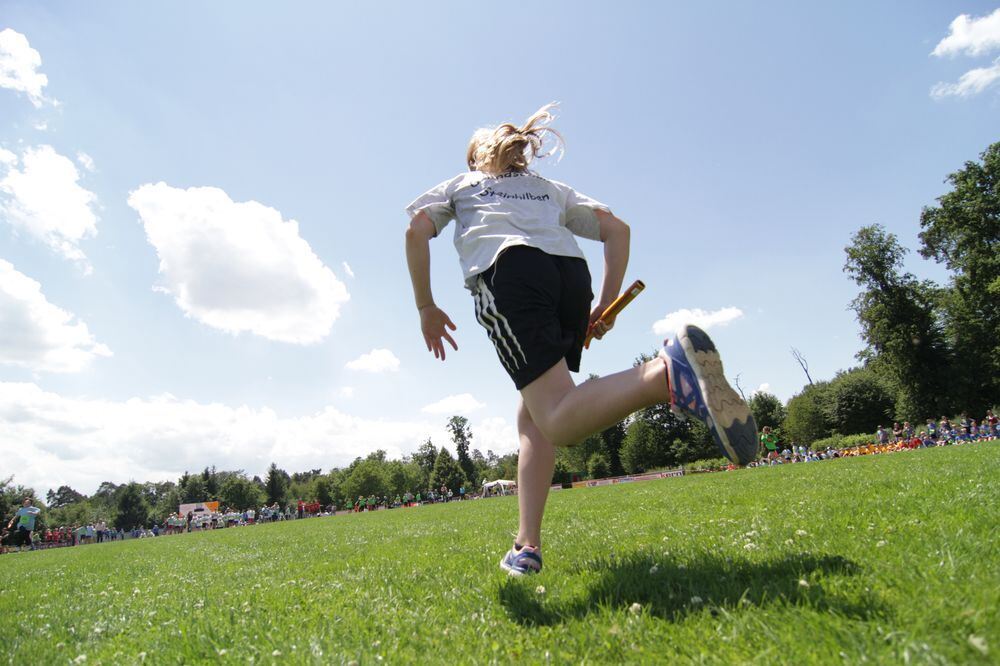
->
<box><xmin>475</xmin><ymin>277</ymin><xmax>528</xmax><ymax>371</ymax></box>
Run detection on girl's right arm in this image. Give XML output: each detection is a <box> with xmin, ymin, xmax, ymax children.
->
<box><xmin>405</xmin><ymin>212</ymin><xmax>458</xmax><ymax>360</ymax></box>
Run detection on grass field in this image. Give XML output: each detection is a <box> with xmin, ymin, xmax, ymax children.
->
<box><xmin>1</xmin><ymin>444</ymin><xmax>998</xmax><ymax>665</ymax></box>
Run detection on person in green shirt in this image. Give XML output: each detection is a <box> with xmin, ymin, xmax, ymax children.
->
<box><xmin>759</xmin><ymin>426</ymin><xmax>779</xmax><ymax>460</ymax></box>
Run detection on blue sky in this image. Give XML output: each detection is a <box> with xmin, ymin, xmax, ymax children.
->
<box><xmin>1</xmin><ymin>2</ymin><xmax>998</xmax><ymax>494</ymax></box>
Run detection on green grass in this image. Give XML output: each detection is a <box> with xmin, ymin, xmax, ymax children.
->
<box><xmin>2</xmin><ymin>444</ymin><xmax>998</xmax><ymax>664</ymax></box>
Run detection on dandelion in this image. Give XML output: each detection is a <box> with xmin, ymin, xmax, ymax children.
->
<box><xmin>629</xmin><ymin>602</ymin><xmax>642</xmax><ymax>614</ymax></box>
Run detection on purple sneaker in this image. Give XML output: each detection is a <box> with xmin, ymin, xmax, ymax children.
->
<box><xmin>660</xmin><ymin>324</ymin><xmax>758</xmax><ymax>466</ymax></box>
<box><xmin>499</xmin><ymin>544</ymin><xmax>542</xmax><ymax>576</ymax></box>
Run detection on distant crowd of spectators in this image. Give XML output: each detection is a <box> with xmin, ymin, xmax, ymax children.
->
<box><xmin>350</xmin><ymin>484</ymin><xmax>474</xmax><ymax>511</ymax></box>
<box><xmin>1</xmin><ymin>488</ymin><xmax>500</xmax><ymax>555</ymax></box>
<box><xmin>751</xmin><ymin>409</ymin><xmax>998</xmax><ymax>467</ymax></box>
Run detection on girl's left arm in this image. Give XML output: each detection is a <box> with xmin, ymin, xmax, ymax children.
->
<box><xmin>589</xmin><ymin>209</ymin><xmax>631</xmax><ymax>338</ymax></box>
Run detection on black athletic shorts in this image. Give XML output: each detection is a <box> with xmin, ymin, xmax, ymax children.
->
<box><xmin>472</xmin><ymin>245</ymin><xmax>592</xmax><ymax>390</ymax></box>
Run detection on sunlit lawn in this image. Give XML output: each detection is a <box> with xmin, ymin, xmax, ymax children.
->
<box><xmin>1</xmin><ymin>442</ymin><xmax>997</xmax><ymax>664</ymax></box>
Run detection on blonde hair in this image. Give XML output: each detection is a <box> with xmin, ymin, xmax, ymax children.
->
<box><xmin>466</xmin><ymin>103</ymin><xmax>564</xmax><ymax>175</ymax></box>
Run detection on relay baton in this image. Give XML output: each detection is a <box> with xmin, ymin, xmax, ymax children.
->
<box><xmin>584</xmin><ymin>279</ymin><xmax>645</xmax><ymax>349</ymax></box>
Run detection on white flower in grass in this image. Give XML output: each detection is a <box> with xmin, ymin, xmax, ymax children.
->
<box><xmin>272</xmin><ymin>649</ymin><xmax>282</xmax><ymax>656</ymax></box>
<box><xmin>217</xmin><ymin>649</ymin><xmax>227</xmax><ymax>656</ymax></box>
<box><xmin>876</xmin><ymin>540</ymin><xmax>888</xmax><ymax>547</ymax></box>
<box><xmin>690</xmin><ymin>596</ymin><xmax>703</xmax><ymax>605</ymax></box>
<box><xmin>795</xmin><ymin>529</ymin><xmax>808</xmax><ymax>537</ymax></box>
<box><xmin>649</xmin><ymin>565</ymin><xmax>659</xmax><ymax>575</ymax></box>
<box><xmin>968</xmin><ymin>635</ymin><xmax>988</xmax><ymax>656</ymax></box>
<box><xmin>798</xmin><ymin>579</ymin><xmax>810</xmax><ymax>588</ymax></box>
<box><xmin>629</xmin><ymin>602</ymin><xmax>642</xmax><ymax>614</ymax></box>
<box><xmin>744</xmin><ymin>542</ymin><xmax>758</xmax><ymax>550</ymax></box>
<box><xmin>535</xmin><ymin>585</ymin><xmax>546</xmax><ymax>595</ymax></box>
<box><xmin>73</xmin><ymin>656</ymin><xmax>86</xmax><ymax>664</ymax></box>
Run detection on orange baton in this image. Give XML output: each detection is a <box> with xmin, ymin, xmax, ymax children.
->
<box><xmin>584</xmin><ymin>279</ymin><xmax>645</xmax><ymax>349</ymax></box>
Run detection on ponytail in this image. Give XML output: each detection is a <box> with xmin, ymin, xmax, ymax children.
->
<box><xmin>466</xmin><ymin>103</ymin><xmax>564</xmax><ymax>175</ymax></box>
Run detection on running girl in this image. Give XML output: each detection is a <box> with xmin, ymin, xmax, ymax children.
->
<box><xmin>404</xmin><ymin>104</ymin><xmax>757</xmax><ymax>575</ymax></box>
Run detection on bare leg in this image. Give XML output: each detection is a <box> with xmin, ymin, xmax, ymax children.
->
<box><xmin>515</xmin><ymin>399</ymin><xmax>555</xmax><ymax>549</ymax></box>
<box><xmin>520</xmin><ymin>357</ymin><xmax>670</xmax><ymax>448</ymax></box>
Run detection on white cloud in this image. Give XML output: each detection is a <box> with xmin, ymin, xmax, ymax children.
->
<box><xmin>932</xmin><ymin>9</ymin><xmax>1000</xmax><ymax>58</ymax></box>
<box><xmin>931</xmin><ymin>58</ymin><xmax>1000</xmax><ymax>98</ymax></box>
<box><xmin>421</xmin><ymin>393</ymin><xmax>486</xmax><ymax>415</ymax></box>
<box><xmin>346</xmin><ymin>348</ymin><xmax>400</xmax><ymax>373</ymax></box>
<box><xmin>342</xmin><ymin>261</ymin><xmax>355</xmax><ymax>278</ymax></box>
<box><xmin>472</xmin><ymin>416</ymin><xmax>518</xmax><ymax>456</ymax></box>
<box><xmin>33</xmin><ymin>121</ymin><xmax>48</xmax><ymax>131</ymax></box>
<box><xmin>652</xmin><ymin>307</ymin><xmax>744</xmax><ymax>335</ymax></box>
<box><xmin>76</xmin><ymin>152</ymin><xmax>95</xmax><ymax>172</ymax></box>
<box><xmin>128</xmin><ymin>183</ymin><xmax>349</xmax><ymax>344</ymax></box>
<box><xmin>753</xmin><ymin>383</ymin><xmax>771</xmax><ymax>396</ymax></box>
<box><xmin>337</xmin><ymin>386</ymin><xmax>355</xmax><ymax>399</ymax></box>
<box><xmin>0</xmin><ymin>145</ymin><xmax>99</xmax><ymax>271</ymax></box>
<box><xmin>0</xmin><ymin>29</ymin><xmax>53</xmax><ymax>107</ymax></box>
<box><xmin>0</xmin><ymin>259</ymin><xmax>111</xmax><ymax>372</ymax></box>
<box><xmin>0</xmin><ymin>382</ymin><xmax>516</xmax><ymax>495</ymax></box>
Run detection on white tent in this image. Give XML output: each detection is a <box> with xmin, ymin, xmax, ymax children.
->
<box><xmin>482</xmin><ymin>479</ymin><xmax>516</xmax><ymax>495</ymax></box>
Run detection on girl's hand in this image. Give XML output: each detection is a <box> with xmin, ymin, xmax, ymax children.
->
<box><xmin>588</xmin><ymin>302</ymin><xmax>615</xmax><ymax>340</ymax></box>
<box><xmin>420</xmin><ymin>305</ymin><xmax>458</xmax><ymax>360</ymax></box>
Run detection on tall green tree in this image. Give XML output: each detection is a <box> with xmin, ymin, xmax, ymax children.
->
<box><xmin>413</xmin><ymin>438</ymin><xmax>438</xmax><ymax>485</ymax></box>
<box><xmin>45</xmin><ymin>485</ymin><xmax>86</xmax><ymax>509</ymax></box>
<box><xmin>587</xmin><ymin>452</ymin><xmax>611</xmax><ymax>479</ymax></box>
<box><xmin>264</xmin><ymin>463</ymin><xmax>289</xmax><ymax>505</ymax></box>
<box><xmin>430</xmin><ymin>447</ymin><xmax>465</xmax><ymax>492</ymax></box>
<box><xmin>447</xmin><ymin>416</ymin><xmax>477</xmax><ymax>489</ymax></box>
<box><xmin>219</xmin><ymin>475</ymin><xmax>264</xmax><ymax>511</ymax></box>
<box><xmin>342</xmin><ymin>459</ymin><xmax>388</xmax><ymax>501</ymax></box>
<box><xmin>824</xmin><ymin>367</ymin><xmax>894</xmax><ymax>435</ymax></box>
<box><xmin>919</xmin><ymin>142</ymin><xmax>1000</xmax><ymax>414</ymax></box>
<box><xmin>844</xmin><ymin>225</ymin><xmax>951</xmax><ymax>420</ymax></box>
<box><xmin>114</xmin><ymin>482</ymin><xmax>149</xmax><ymax>529</ymax></box>
<box><xmin>748</xmin><ymin>392</ymin><xmax>786</xmax><ymax>431</ymax></box>
<box><xmin>620</xmin><ymin>419</ymin><xmax>663</xmax><ymax>473</ymax></box>
<box><xmin>201</xmin><ymin>467</ymin><xmax>219</xmax><ymax>500</ymax></box>
<box><xmin>783</xmin><ymin>383</ymin><xmax>832</xmax><ymax>446</ymax></box>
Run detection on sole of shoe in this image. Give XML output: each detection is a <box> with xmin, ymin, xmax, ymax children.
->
<box><xmin>674</xmin><ymin>324</ymin><xmax>758</xmax><ymax>465</ymax></box>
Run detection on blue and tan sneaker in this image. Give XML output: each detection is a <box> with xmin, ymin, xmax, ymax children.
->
<box><xmin>499</xmin><ymin>544</ymin><xmax>542</xmax><ymax>576</ymax></box>
<box><xmin>660</xmin><ymin>324</ymin><xmax>758</xmax><ymax>466</ymax></box>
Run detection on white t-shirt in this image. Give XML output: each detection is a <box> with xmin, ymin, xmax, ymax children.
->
<box><xmin>406</xmin><ymin>170</ymin><xmax>609</xmax><ymax>290</ymax></box>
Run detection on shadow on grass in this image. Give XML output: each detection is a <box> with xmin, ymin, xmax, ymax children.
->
<box><xmin>499</xmin><ymin>550</ymin><xmax>883</xmax><ymax>627</ymax></box>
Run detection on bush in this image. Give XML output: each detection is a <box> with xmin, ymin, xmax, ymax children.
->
<box><xmin>587</xmin><ymin>453</ymin><xmax>611</xmax><ymax>480</ymax></box>
<box><xmin>812</xmin><ymin>433</ymin><xmax>876</xmax><ymax>451</ymax></box>
<box><xmin>839</xmin><ymin>433</ymin><xmax>878</xmax><ymax>449</ymax></box>
<box><xmin>682</xmin><ymin>457</ymin><xmax>730</xmax><ymax>473</ymax></box>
